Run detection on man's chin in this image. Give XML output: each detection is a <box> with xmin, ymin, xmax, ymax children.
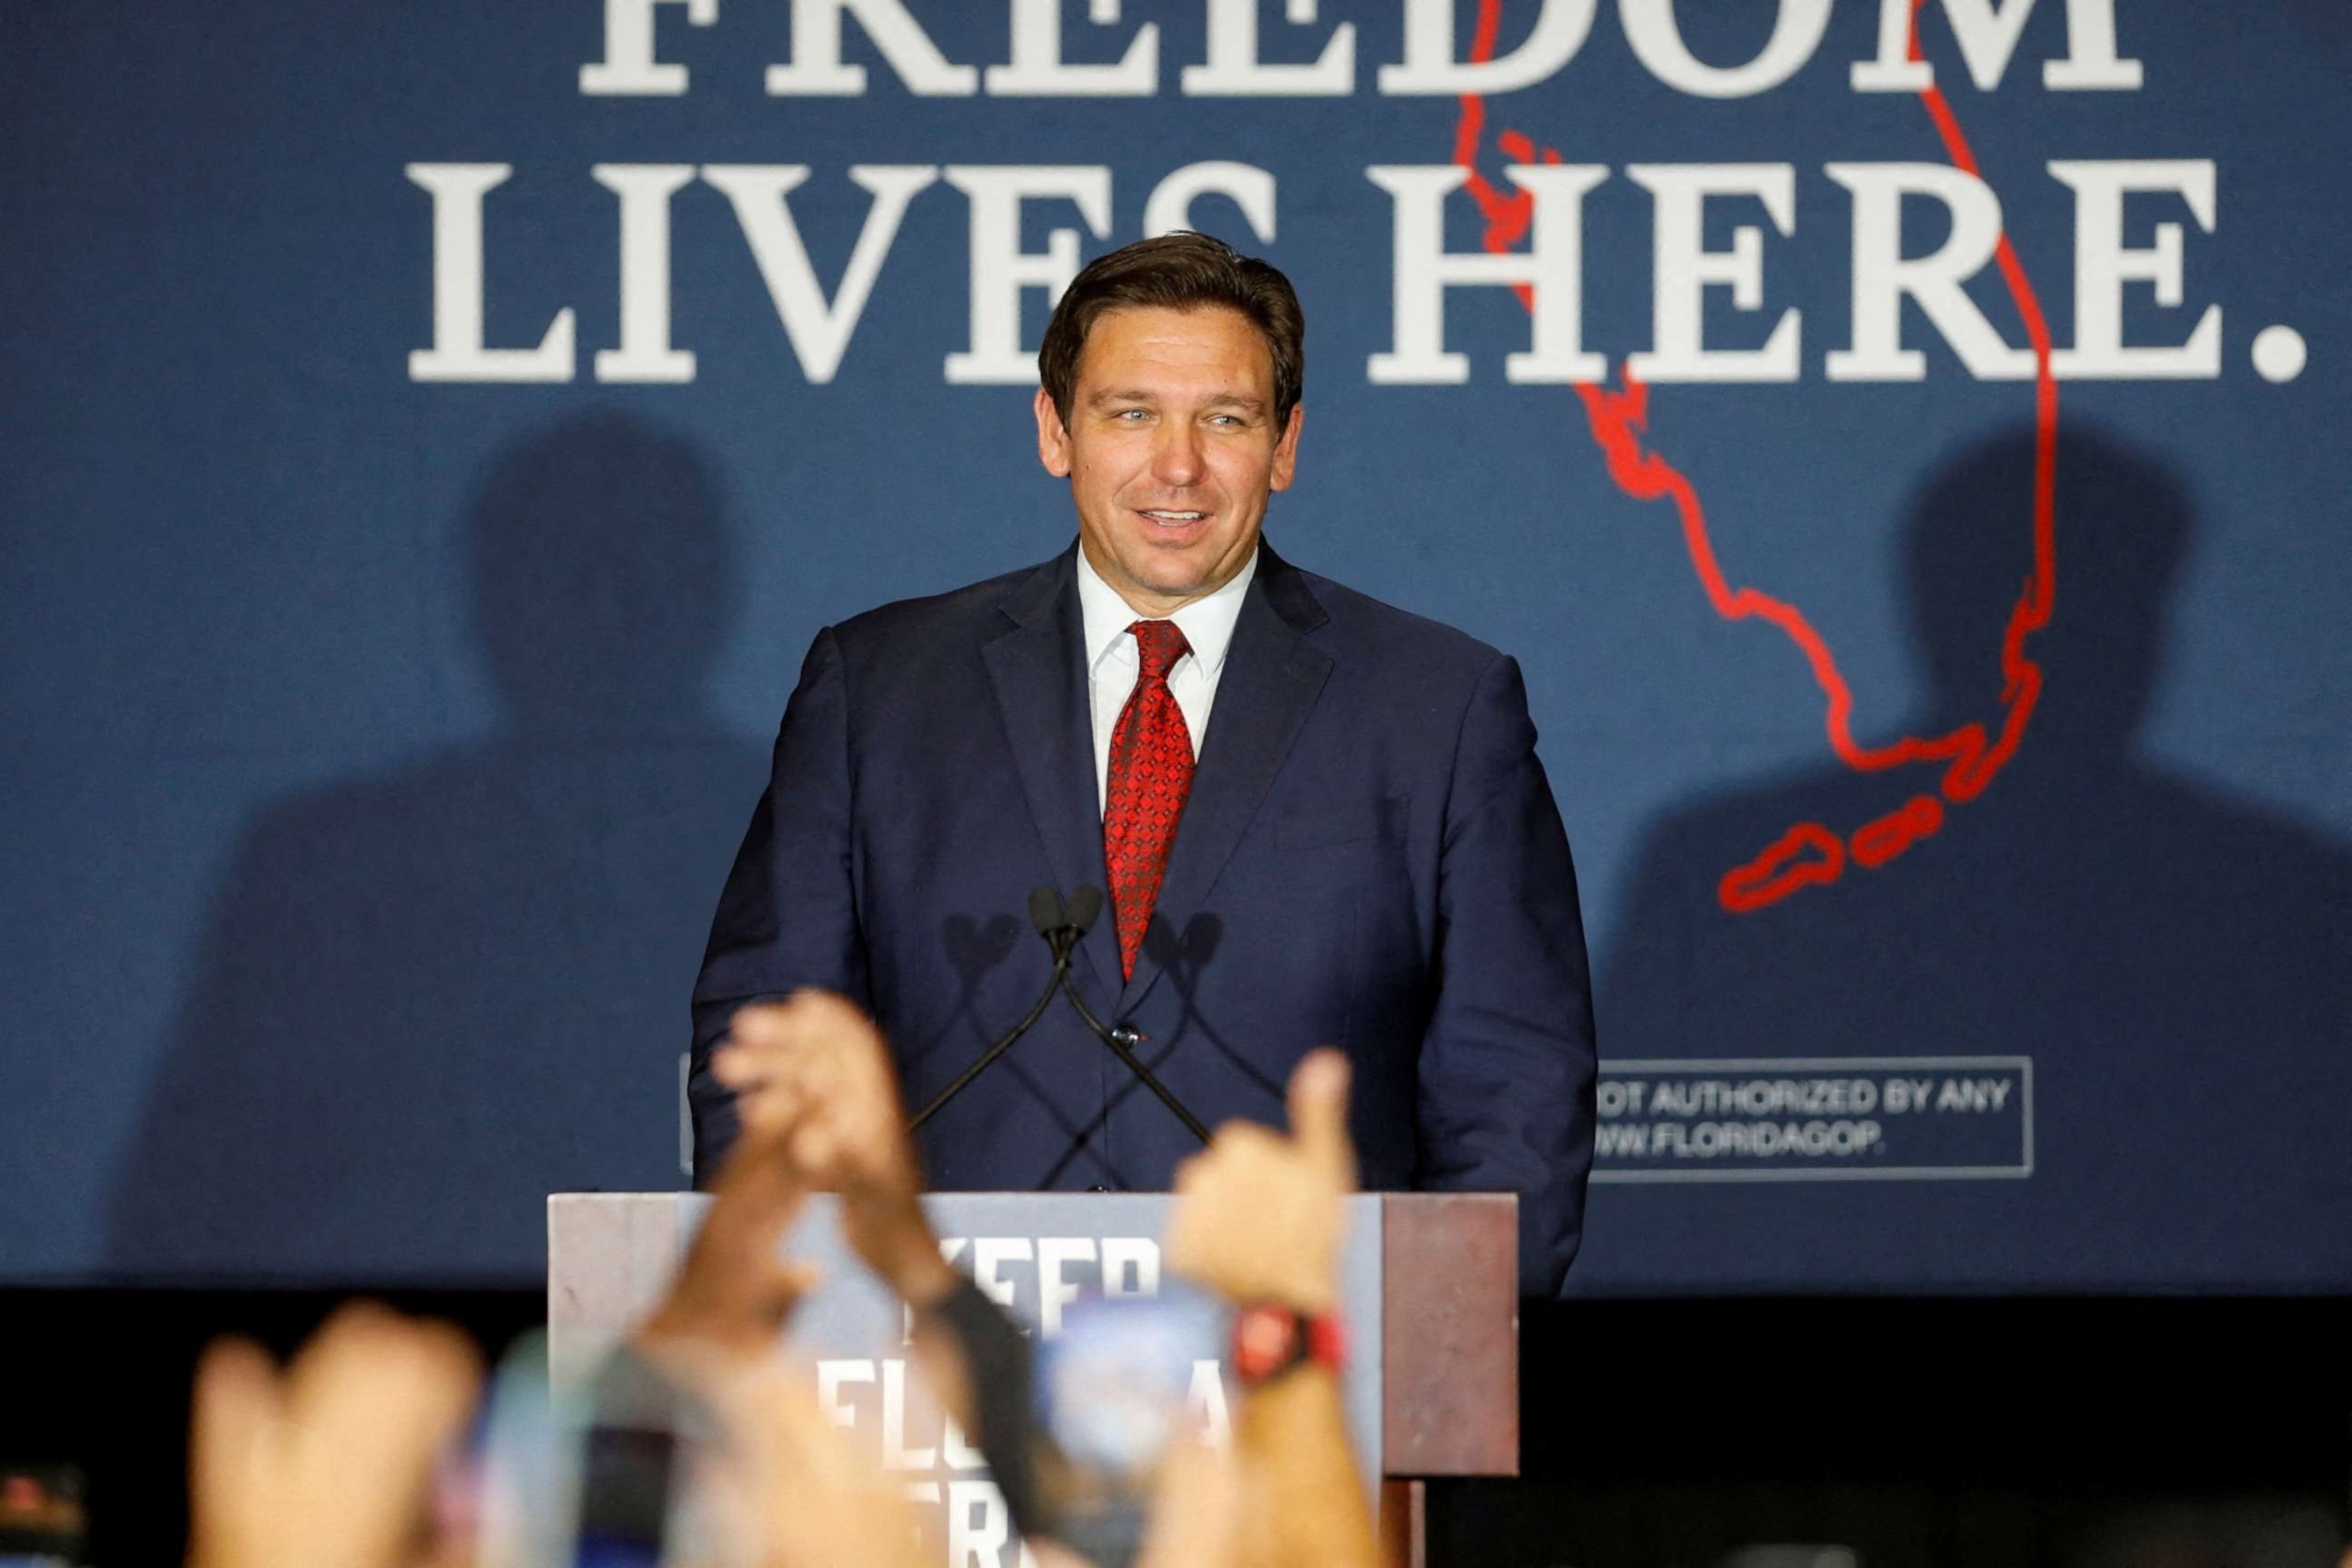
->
<box><xmin>1089</xmin><ymin>530</ymin><xmax>1251</xmax><ymax>609</ymax></box>
<box><xmin>1107</xmin><ymin>547</ymin><xmax>1196</xmax><ymax>590</ymax></box>
<box><xmin>1138</xmin><ymin>535</ymin><xmax>1253</xmax><ymax>582</ymax></box>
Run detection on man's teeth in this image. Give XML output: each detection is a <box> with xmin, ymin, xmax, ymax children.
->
<box><xmin>1143</xmin><ymin>510</ymin><xmax>1205</xmax><ymax>521</ymax></box>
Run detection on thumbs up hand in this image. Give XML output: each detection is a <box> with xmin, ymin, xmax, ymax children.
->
<box><xmin>1165</xmin><ymin>1048</ymin><xmax>1358</xmax><ymax>1315</ymax></box>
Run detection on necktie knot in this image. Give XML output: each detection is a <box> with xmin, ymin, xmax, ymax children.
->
<box><xmin>1129</xmin><ymin>619</ymin><xmax>1190</xmax><ymax>684</ymax></box>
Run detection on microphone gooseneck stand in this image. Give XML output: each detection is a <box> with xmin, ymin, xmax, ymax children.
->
<box><xmin>907</xmin><ymin>885</ymin><xmax>1212</xmax><ymax>1145</ymax></box>
<box><xmin>906</xmin><ymin>887</ymin><xmax>1079</xmax><ymax>1132</ymax></box>
<box><xmin>1052</xmin><ymin>957</ymin><xmax>1212</xmax><ymax>1145</ymax></box>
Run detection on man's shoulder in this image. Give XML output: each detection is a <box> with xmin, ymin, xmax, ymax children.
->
<box><xmin>1278</xmin><ymin>553</ymin><xmax>1505</xmax><ymax>681</ymax></box>
<box><xmin>825</xmin><ymin>555</ymin><xmax>1057</xmax><ymax>652</ymax></box>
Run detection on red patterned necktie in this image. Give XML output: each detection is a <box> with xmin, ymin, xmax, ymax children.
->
<box><xmin>1103</xmin><ymin>619</ymin><xmax>1195</xmax><ymax>980</ymax></box>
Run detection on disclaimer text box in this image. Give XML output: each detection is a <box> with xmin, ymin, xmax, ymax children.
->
<box><xmin>1591</xmin><ymin>1056</ymin><xmax>2033</xmax><ymax>1184</ymax></box>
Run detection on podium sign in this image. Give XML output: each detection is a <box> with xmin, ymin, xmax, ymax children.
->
<box><xmin>550</xmin><ymin>1191</ymin><xmax>1514</xmax><ymax>1563</ymax></box>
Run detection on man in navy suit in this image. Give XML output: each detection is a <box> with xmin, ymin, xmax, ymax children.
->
<box><xmin>691</xmin><ymin>234</ymin><xmax>1596</xmax><ymax>1293</ymax></box>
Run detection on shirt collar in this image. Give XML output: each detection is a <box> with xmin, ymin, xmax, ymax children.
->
<box><xmin>1076</xmin><ymin>543</ymin><xmax>1259</xmax><ymax>678</ymax></box>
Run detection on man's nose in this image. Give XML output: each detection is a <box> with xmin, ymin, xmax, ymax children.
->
<box><xmin>1152</xmin><ymin>421</ymin><xmax>1205</xmax><ymax>486</ymax></box>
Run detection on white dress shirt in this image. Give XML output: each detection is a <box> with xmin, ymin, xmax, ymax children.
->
<box><xmin>1076</xmin><ymin>544</ymin><xmax>1258</xmax><ymax>815</ymax></box>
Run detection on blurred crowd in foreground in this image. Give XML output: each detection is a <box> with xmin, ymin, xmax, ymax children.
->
<box><xmin>181</xmin><ymin>991</ymin><xmax>1379</xmax><ymax>1568</ymax></box>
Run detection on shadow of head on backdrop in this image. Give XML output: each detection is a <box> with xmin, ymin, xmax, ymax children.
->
<box><xmin>467</xmin><ymin>413</ymin><xmax>736</xmax><ymax>733</ymax></box>
<box><xmin>1902</xmin><ymin>423</ymin><xmax>2192</xmax><ymax>754</ymax></box>
<box><xmin>106</xmin><ymin>411</ymin><xmax>769</xmax><ymax>1284</ymax></box>
<box><xmin>1594</xmin><ymin>420</ymin><xmax>2352</xmax><ymax>1292</ymax></box>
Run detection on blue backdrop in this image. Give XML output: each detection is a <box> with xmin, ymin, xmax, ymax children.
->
<box><xmin>4</xmin><ymin>0</ymin><xmax>2345</xmax><ymax>1289</ymax></box>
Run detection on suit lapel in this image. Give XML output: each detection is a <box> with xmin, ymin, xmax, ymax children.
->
<box><xmin>982</xmin><ymin>548</ymin><xmax>1122</xmax><ymax>999</ymax></box>
<box><xmin>1116</xmin><ymin>544</ymin><xmax>1333</xmax><ymax>1017</ymax></box>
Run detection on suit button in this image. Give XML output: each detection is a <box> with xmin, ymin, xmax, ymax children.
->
<box><xmin>1087</xmin><ymin>1184</ymin><xmax>1111</xmax><ymax>1194</ymax></box>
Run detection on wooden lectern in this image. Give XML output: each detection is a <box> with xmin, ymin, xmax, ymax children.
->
<box><xmin>548</xmin><ymin>1191</ymin><xmax>1516</xmax><ymax>1567</ymax></box>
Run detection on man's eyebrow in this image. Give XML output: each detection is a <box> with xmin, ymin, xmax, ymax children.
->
<box><xmin>1085</xmin><ymin>387</ymin><xmax>1270</xmax><ymax>413</ymax></box>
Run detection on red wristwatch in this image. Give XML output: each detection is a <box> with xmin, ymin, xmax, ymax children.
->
<box><xmin>1230</xmin><ymin>1303</ymin><xmax>1348</xmax><ymax>1387</ymax></box>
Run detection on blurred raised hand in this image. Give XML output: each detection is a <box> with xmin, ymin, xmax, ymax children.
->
<box><xmin>712</xmin><ymin>990</ymin><xmax>959</xmax><ymax>1311</ymax></box>
<box><xmin>1156</xmin><ymin>1049</ymin><xmax>1377</xmax><ymax>1568</ymax></box>
<box><xmin>1165</xmin><ymin>1047</ymin><xmax>1357</xmax><ymax>1315</ymax></box>
<box><xmin>648</xmin><ymin>991</ymin><xmax>956</xmax><ymax>1566</ymax></box>
<box><xmin>685</xmin><ymin>1359</ymin><xmax>929</xmax><ymax>1568</ymax></box>
<box><xmin>188</xmin><ymin>1303</ymin><xmax>481</xmax><ymax>1568</ymax></box>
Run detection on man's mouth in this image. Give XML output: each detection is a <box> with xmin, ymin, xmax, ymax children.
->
<box><xmin>1138</xmin><ymin>509</ymin><xmax>1207</xmax><ymax>528</ymax></box>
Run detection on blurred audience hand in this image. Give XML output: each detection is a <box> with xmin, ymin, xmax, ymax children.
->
<box><xmin>640</xmin><ymin>1030</ymin><xmax>821</xmax><ymax>1358</ymax></box>
<box><xmin>715</xmin><ymin>990</ymin><xmax>959</xmax><ymax>1311</ymax></box>
<box><xmin>1158</xmin><ymin>1050</ymin><xmax>1379</xmax><ymax>1568</ymax></box>
<box><xmin>654</xmin><ymin>993</ymin><xmax>990</xmax><ymax>1567</ymax></box>
<box><xmin>1133</xmin><ymin>1437</ymin><xmax>1248</xmax><ymax>1568</ymax></box>
<box><xmin>689</xmin><ymin>1360</ymin><xmax>928</xmax><ymax>1568</ymax></box>
<box><xmin>1165</xmin><ymin>1049</ymin><xmax>1357</xmax><ymax>1315</ymax></box>
<box><xmin>188</xmin><ymin>1303</ymin><xmax>480</xmax><ymax>1568</ymax></box>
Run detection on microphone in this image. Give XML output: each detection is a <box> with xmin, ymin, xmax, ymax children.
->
<box><xmin>1029</xmin><ymin>884</ymin><xmax>1099</xmax><ymax>962</ymax></box>
<box><xmin>907</xmin><ymin>886</ymin><xmax>1076</xmax><ymax>1132</ymax></box>
<box><xmin>1027</xmin><ymin>884</ymin><xmax>1066</xmax><ymax>939</ymax></box>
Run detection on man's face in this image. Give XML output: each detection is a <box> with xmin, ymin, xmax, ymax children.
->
<box><xmin>1034</xmin><ymin>304</ymin><xmax>1302</xmax><ymax>617</ymax></box>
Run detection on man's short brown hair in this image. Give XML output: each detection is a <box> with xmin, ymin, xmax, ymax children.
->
<box><xmin>1038</xmin><ymin>232</ymin><xmax>1305</xmax><ymax>428</ymax></box>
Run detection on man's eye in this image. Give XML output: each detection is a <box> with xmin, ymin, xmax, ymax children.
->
<box><xmin>1114</xmin><ymin>408</ymin><xmax>1149</xmax><ymax>421</ymax></box>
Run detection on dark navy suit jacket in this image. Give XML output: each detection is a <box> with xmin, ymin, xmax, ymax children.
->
<box><xmin>691</xmin><ymin>541</ymin><xmax>1597</xmax><ymax>1293</ymax></box>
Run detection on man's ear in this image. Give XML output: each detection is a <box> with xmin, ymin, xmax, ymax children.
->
<box><xmin>1269</xmin><ymin>402</ymin><xmax>1303</xmax><ymax>493</ymax></box>
<box><xmin>1034</xmin><ymin>387</ymin><xmax>1073</xmax><ymax>478</ymax></box>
